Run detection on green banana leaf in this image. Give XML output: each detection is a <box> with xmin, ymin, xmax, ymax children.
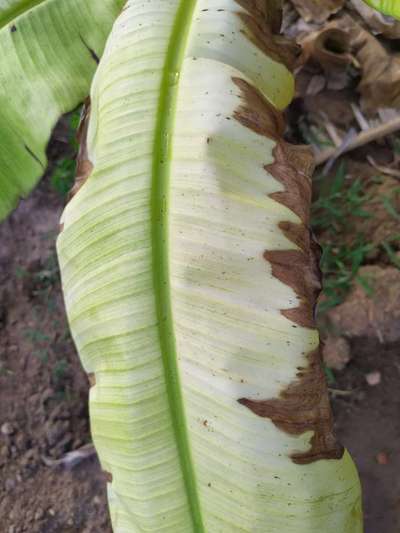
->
<box><xmin>0</xmin><ymin>0</ymin><xmax>125</xmax><ymax>220</ymax></box>
<box><xmin>363</xmin><ymin>0</ymin><xmax>400</xmax><ymax>18</ymax></box>
<box><xmin>57</xmin><ymin>1</ymin><xmax>362</xmax><ymax>531</ymax></box>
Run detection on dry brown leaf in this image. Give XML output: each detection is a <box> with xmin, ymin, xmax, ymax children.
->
<box><xmin>290</xmin><ymin>0</ymin><xmax>344</xmax><ymax>23</ymax></box>
<box><xmin>341</xmin><ymin>15</ymin><xmax>400</xmax><ymax>111</ymax></box>
<box><xmin>296</xmin><ymin>24</ymin><xmax>354</xmax><ymax>94</ymax></box>
<box><xmin>300</xmin><ymin>26</ymin><xmax>353</xmax><ymax>70</ymax></box>
<box><xmin>350</xmin><ymin>0</ymin><xmax>400</xmax><ymax>39</ymax></box>
<box><xmin>297</xmin><ymin>14</ymin><xmax>400</xmax><ymax>112</ymax></box>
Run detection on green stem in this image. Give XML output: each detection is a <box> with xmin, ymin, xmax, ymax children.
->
<box><xmin>151</xmin><ymin>1</ymin><xmax>204</xmax><ymax>531</ymax></box>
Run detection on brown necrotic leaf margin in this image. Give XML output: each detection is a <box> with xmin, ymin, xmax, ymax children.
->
<box><xmin>235</xmin><ymin>0</ymin><xmax>299</xmax><ymax>70</ymax></box>
<box><xmin>70</xmin><ymin>98</ymin><xmax>93</xmax><ymax>200</ymax></box>
<box><xmin>59</xmin><ymin>99</ymin><xmax>93</xmax><ymax>234</ymax></box>
<box><xmin>233</xmin><ymin>77</ymin><xmax>344</xmax><ymax>465</ymax></box>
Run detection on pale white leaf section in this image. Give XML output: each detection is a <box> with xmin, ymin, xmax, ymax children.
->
<box><xmin>188</xmin><ymin>0</ymin><xmax>294</xmax><ymax>109</ymax></box>
<box><xmin>170</xmin><ymin>57</ymin><xmax>361</xmax><ymax>532</ymax></box>
<box><xmin>59</xmin><ymin>1</ymin><xmax>193</xmax><ymax>531</ymax></box>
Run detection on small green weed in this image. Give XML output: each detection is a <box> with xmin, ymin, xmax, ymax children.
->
<box><xmin>32</xmin><ymin>349</ymin><xmax>49</xmax><ymax>364</ymax></box>
<box><xmin>312</xmin><ymin>163</ymin><xmax>375</xmax><ymax>313</ymax></box>
<box><xmin>51</xmin><ymin>158</ymin><xmax>76</xmax><ymax>197</ymax></box>
<box><xmin>53</xmin><ymin>358</ymin><xmax>69</xmax><ymax>384</ymax></box>
<box><xmin>312</xmin><ymin>163</ymin><xmax>372</xmax><ymax>232</ymax></box>
<box><xmin>24</xmin><ymin>328</ymin><xmax>51</xmax><ymax>343</ymax></box>
<box><xmin>50</xmin><ymin>108</ymin><xmax>81</xmax><ymax>197</ymax></box>
<box><xmin>324</xmin><ymin>365</ymin><xmax>336</xmax><ymax>385</ymax></box>
<box><xmin>299</xmin><ymin>119</ymin><xmax>334</xmax><ymax>149</ymax></box>
<box><xmin>15</xmin><ymin>265</ymin><xmax>28</xmax><ymax>279</ymax></box>
<box><xmin>382</xmin><ymin>235</ymin><xmax>400</xmax><ymax>269</ymax></box>
<box><xmin>390</xmin><ymin>137</ymin><xmax>400</xmax><ymax>156</ymax></box>
<box><xmin>381</xmin><ymin>191</ymin><xmax>400</xmax><ymax>222</ymax></box>
<box><xmin>34</xmin><ymin>254</ymin><xmax>59</xmax><ymax>287</ymax></box>
<box><xmin>317</xmin><ymin>240</ymin><xmax>374</xmax><ymax>313</ymax></box>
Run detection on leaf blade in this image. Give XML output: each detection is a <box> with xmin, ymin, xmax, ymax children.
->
<box><xmin>363</xmin><ymin>0</ymin><xmax>400</xmax><ymax>18</ymax></box>
<box><xmin>0</xmin><ymin>0</ymin><xmax>125</xmax><ymax>220</ymax></box>
<box><xmin>58</xmin><ymin>1</ymin><xmax>363</xmax><ymax>531</ymax></box>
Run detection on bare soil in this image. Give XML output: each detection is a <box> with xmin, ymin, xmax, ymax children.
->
<box><xmin>0</xmin><ymin>160</ymin><xmax>112</xmax><ymax>531</ymax></box>
<box><xmin>333</xmin><ymin>339</ymin><xmax>400</xmax><ymax>533</ymax></box>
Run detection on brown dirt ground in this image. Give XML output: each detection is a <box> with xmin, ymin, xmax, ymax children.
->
<box><xmin>0</xmin><ymin>141</ymin><xmax>112</xmax><ymax>532</ymax></box>
<box><xmin>333</xmin><ymin>339</ymin><xmax>400</xmax><ymax>533</ymax></box>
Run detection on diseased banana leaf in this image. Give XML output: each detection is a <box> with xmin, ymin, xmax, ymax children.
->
<box><xmin>57</xmin><ymin>1</ymin><xmax>363</xmax><ymax>531</ymax></box>
<box><xmin>363</xmin><ymin>0</ymin><xmax>400</xmax><ymax>18</ymax></box>
<box><xmin>0</xmin><ymin>0</ymin><xmax>125</xmax><ymax>220</ymax></box>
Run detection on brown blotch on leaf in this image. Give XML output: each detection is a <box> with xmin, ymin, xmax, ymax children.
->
<box><xmin>239</xmin><ymin>349</ymin><xmax>344</xmax><ymax>464</ymax></box>
<box><xmin>234</xmin><ymin>1</ymin><xmax>298</xmax><ymax>70</ymax></box>
<box><xmin>103</xmin><ymin>470</ymin><xmax>113</xmax><ymax>483</ymax></box>
<box><xmin>233</xmin><ymin>75</ymin><xmax>343</xmax><ymax>464</ymax></box>
<box><xmin>68</xmin><ymin>97</ymin><xmax>93</xmax><ymax>201</ymax></box>
<box><xmin>88</xmin><ymin>373</ymin><xmax>96</xmax><ymax>387</ymax></box>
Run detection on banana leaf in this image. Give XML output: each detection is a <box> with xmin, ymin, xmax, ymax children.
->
<box><xmin>0</xmin><ymin>0</ymin><xmax>125</xmax><ymax>220</ymax></box>
<box><xmin>363</xmin><ymin>0</ymin><xmax>400</xmax><ymax>18</ymax></box>
<box><xmin>57</xmin><ymin>1</ymin><xmax>362</xmax><ymax>531</ymax></box>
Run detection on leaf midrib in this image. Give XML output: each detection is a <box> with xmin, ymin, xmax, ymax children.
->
<box><xmin>151</xmin><ymin>1</ymin><xmax>204</xmax><ymax>531</ymax></box>
<box><xmin>0</xmin><ymin>0</ymin><xmax>47</xmax><ymax>28</ymax></box>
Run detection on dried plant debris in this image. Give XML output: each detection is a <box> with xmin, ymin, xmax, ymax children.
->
<box><xmin>295</xmin><ymin>14</ymin><xmax>400</xmax><ymax>111</ymax></box>
<box><xmin>343</xmin><ymin>15</ymin><xmax>400</xmax><ymax>111</ymax></box>
<box><xmin>289</xmin><ymin>0</ymin><xmax>345</xmax><ymax>23</ymax></box>
<box><xmin>297</xmin><ymin>24</ymin><xmax>355</xmax><ymax>92</ymax></box>
<box><xmin>299</xmin><ymin>26</ymin><xmax>353</xmax><ymax>70</ymax></box>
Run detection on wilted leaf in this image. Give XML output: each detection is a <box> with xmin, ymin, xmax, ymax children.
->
<box><xmin>346</xmin><ymin>16</ymin><xmax>400</xmax><ymax>111</ymax></box>
<box><xmin>57</xmin><ymin>1</ymin><xmax>362</xmax><ymax>531</ymax></box>
<box><xmin>296</xmin><ymin>23</ymin><xmax>354</xmax><ymax>94</ymax></box>
<box><xmin>297</xmin><ymin>14</ymin><xmax>400</xmax><ymax>111</ymax></box>
<box><xmin>299</xmin><ymin>27</ymin><xmax>353</xmax><ymax>71</ymax></box>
